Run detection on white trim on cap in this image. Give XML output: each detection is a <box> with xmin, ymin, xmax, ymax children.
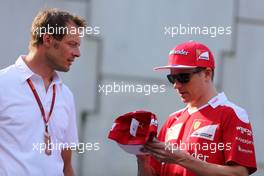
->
<box><xmin>153</xmin><ymin>65</ymin><xmax>197</xmax><ymax>71</ymax></box>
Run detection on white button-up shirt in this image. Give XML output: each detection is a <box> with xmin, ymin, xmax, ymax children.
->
<box><xmin>0</xmin><ymin>55</ymin><xmax>78</xmax><ymax>176</ymax></box>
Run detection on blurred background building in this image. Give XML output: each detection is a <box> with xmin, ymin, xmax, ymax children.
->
<box><xmin>0</xmin><ymin>0</ymin><xmax>263</xmax><ymax>175</ymax></box>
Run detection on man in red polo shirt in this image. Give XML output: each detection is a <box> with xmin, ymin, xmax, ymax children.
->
<box><xmin>137</xmin><ymin>41</ymin><xmax>257</xmax><ymax>176</ymax></box>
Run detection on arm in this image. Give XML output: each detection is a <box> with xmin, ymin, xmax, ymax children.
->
<box><xmin>62</xmin><ymin>90</ymin><xmax>78</xmax><ymax>176</ymax></box>
<box><xmin>61</xmin><ymin>148</ymin><xmax>75</xmax><ymax>176</ymax></box>
<box><xmin>179</xmin><ymin>156</ymin><xmax>248</xmax><ymax>176</ymax></box>
<box><xmin>137</xmin><ymin>155</ymin><xmax>159</xmax><ymax>176</ymax></box>
<box><xmin>144</xmin><ymin>141</ymin><xmax>249</xmax><ymax>176</ymax></box>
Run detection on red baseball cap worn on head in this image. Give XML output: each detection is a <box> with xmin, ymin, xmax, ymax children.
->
<box><xmin>154</xmin><ymin>41</ymin><xmax>215</xmax><ymax>70</ymax></box>
<box><xmin>108</xmin><ymin>110</ymin><xmax>158</xmax><ymax>155</ymax></box>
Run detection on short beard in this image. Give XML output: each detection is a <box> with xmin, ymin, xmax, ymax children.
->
<box><xmin>45</xmin><ymin>44</ymin><xmax>69</xmax><ymax>72</ymax></box>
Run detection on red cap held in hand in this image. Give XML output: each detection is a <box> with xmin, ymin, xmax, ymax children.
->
<box><xmin>108</xmin><ymin>110</ymin><xmax>158</xmax><ymax>155</ymax></box>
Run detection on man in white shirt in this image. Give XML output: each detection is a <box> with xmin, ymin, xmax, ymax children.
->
<box><xmin>0</xmin><ymin>8</ymin><xmax>86</xmax><ymax>176</ymax></box>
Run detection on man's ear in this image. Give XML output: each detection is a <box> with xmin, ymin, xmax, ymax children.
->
<box><xmin>42</xmin><ymin>34</ymin><xmax>53</xmax><ymax>47</ymax></box>
<box><xmin>204</xmin><ymin>69</ymin><xmax>212</xmax><ymax>82</ymax></box>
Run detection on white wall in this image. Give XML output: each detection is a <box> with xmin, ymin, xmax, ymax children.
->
<box><xmin>1</xmin><ymin>0</ymin><xmax>263</xmax><ymax>175</ymax></box>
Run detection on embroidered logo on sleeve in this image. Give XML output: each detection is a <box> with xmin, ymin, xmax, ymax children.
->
<box><xmin>236</xmin><ymin>126</ymin><xmax>252</xmax><ymax>136</ymax></box>
<box><xmin>237</xmin><ymin>145</ymin><xmax>253</xmax><ymax>154</ymax></box>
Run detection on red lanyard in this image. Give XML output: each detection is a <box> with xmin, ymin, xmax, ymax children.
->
<box><xmin>26</xmin><ymin>78</ymin><xmax>56</xmax><ymax>129</ymax></box>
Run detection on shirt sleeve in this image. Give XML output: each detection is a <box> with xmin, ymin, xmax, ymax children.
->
<box><xmin>222</xmin><ymin>107</ymin><xmax>257</xmax><ymax>174</ymax></box>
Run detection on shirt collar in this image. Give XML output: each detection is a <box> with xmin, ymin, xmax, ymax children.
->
<box><xmin>208</xmin><ymin>92</ymin><xmax>228</xmax><ymax>108</ymax></box>
<box><xmin>15</xmin><ymin>55</ymin><xmax>63</xmax><ymax>85</ymax></box>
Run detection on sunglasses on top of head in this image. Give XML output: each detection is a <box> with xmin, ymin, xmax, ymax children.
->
<box><xmin>167</xmin><ymin>67</ymin><xmax>206</xmax><ymax>84</ymax></box>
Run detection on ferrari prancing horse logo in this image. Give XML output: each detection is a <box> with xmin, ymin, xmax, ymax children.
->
<box><xmin>193</xmin><ymin>121</ymin><xmax>201</xmax><ymax>130</ymax></box>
